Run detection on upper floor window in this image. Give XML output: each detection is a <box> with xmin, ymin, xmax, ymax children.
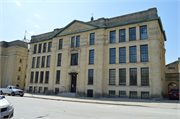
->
<box><xmin>19</xmin><ymin>67</ymin><xmax>21</xmax><ymax>72</ymax></box>
<box><xmin>76</xmin><ymin>36</ymin><xmax>80</xmax><ymax>47</ymax></box>
<box><xmin>30</xmin><ymin>72</ymin><xmax>34</xmax><ymax>83</ymax></box>
<box><xmin>46</xmin><ymin>55</ymin><xmax>51</xmax><ymax>67</ymax></box>
<box><xmin>38</xmin><ymin>44</ymin><xmax>42</xmax><ymax>53</ymax></box>
<box><xmin>110</xmin><ymin>31</ymin><xmax>116</xmax><ymax>43</ymax></box>
<box><xmin>41</xmin><ymin>56</ymin><xmax>45</xmax><ymax>68</ymax></box>
<box><xmin>109</xmin><ymin>69</ymin><xmax>116</xmax><ymax>85</ymax></box>
<box><xmin>129</xmin><ymin>27</ymin><xmax>136</xmax><ymax>41</ymax></box>
<box><xmin>71</xmin><ymin>53</ymin><xmax>78</xmax><ymax>65</ymax></box>
<box><xmin>89</xmin><ymin>50</ymin><xmax>94</xmax><ymax>64</ymax></box>
<box><xmin>110</xmin><ymin>48</ymin><xmax>116</xmax><ymax>64</ymax></box>
<box><xmin>40</xmin><ymin>71</ymin><xmax>44</xmax><ymax>83</ymax></box>
<box><xmin>32</xmin><ymin>57</ymin><xmax>36</xmax><ymax>68</ymax></box>
<box><xmin>88</xmin><ymin>69</ymin><xmax>94</xmax><ymax>85</ymax></box>
<box><xmin>130</xmin><ymin>68</ymin><xmax>137</xmax><ymax>85</ymax></box>
<box><xmin>71</xmin><ymin>37</ymin><xmax>75</xmax><ymax>48</ymax></box>
<box><xmin>45</xmin><ymin>71</ymin><xmax>49</xmax><ymax>83</ymax></box>
<box><xmin>34</xmin><ymin>45</ymin><xmax>37</xmax><ymax>54</ymax></box>
<box><xmin>20</xmin><ymin>59</ymin><xmax>22</xmax><ymax>63</ymax></box>
<box><xmin>119</xmin><ymin>29</ymin><xmax>125</xmax><ymax>42</ymax></box>
<box><xmin>57</xmin><ymin>53</ymin><xmax>62</xmax><ymax>66</ymax></box>
<box><xmin>56</xmin><ymin>70</ymin><xmax>60</xmax><ymax>84</ymax></box>
<box><xmin>36</xmin><ymin>57</ymin><xmax>40</xmax><ymax>68</ymax></box>
<box><xmin>43</xmin><ymin>43</ymin><xmax>47</xmax><ymax>52</ymax></box>
<box><xmin>59</xmin><ymin>39</ymin><xmax>63</xmax><ymax>50</ymax></box>
<box><xmin>90</xmin><ymin>33</ymin><xmax>95</xmax><ymax>45</ymax></box>
<box><xmin>35</xmin><ymin>72</ymin><xmax>39</xmax><ymax>83</ymax></box>
<box><xmin>129</xmin><ymin>46</ymin><xmax>137</xmax><ymax>62</ymax></box>
<box><xmin>140</xmin><ymin>45</ymin><xmax>148</xmax><ymax>62</ymax></box>
<box><xmin>168</xmin><ymin>67</ymin><xmax>175</xmax><ymax>69</ymax></box>
<box><xmin>17</xmin><ymin>75</ymin><xmax>20</xmax><ymax>80</ymax></box>
<box><xmin>119</xmin><ymin>47</ymin><xmax>126</xmax><ymax>63</ymax></box>
<box><xmin>140</xmin><ymin>26</ymin><xmax>147</xmax><ymax>40</ymax></box>
<box><xmin>48</xmin><ymin>42</ymin><xmax>52</xmax><ymax>52</ymax></box>
<box><xmin>119</xmin><ymin>69</ymin><xmax>126</xmax><ymax>85</ymax></box>
<box><xmin>141</xmin><ymin>68</ymin><xmax>149</xmax><ymax>86</ymax></box>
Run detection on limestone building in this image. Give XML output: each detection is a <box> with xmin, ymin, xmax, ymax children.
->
<box><xmin>0</xmin><ymin>40</ymin><xmax>28</xmax><ymax>89</ymax></box>
<box><xmin>25</xmin><ymin>8</ymin><xmax>166</xmax><ymax>99</ymax></box>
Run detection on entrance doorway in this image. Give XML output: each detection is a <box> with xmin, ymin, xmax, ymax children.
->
<box><xmin>71</xmin><ymin>74</ymin><xmax>77</xmax><ymax>93</ymax></box>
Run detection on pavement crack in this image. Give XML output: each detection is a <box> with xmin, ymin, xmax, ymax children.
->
<box><xmin>37</xmin><ymin>114</ymin><xmax>49</xmax><ymax>118</ymax></box>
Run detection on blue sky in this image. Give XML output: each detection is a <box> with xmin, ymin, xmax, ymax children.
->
<box><xmin>1</xmin><ymin>0</ymin><xmax>179</xmax><ymax>64</ymax></box>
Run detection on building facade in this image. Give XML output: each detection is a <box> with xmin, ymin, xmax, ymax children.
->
<box><xmin>25</xmin><ymin>8</ymin><xmax>166</xmax><ymax>99</ymax></box>
<box><xmin>0</xmin><ymin>40</ymin><xmax>28</xmax><ymax>89</ymax></box>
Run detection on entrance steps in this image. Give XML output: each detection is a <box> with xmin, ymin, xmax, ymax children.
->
<box><xmin>58</xmin><ymin>92</ymin><xmax>76</xmax><ymax>97</ymax></box>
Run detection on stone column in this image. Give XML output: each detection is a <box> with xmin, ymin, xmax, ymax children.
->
<box><xmin>126</xmin><ymin>28</ymin><xmax>129</xmax><ymax>42</ymax></box>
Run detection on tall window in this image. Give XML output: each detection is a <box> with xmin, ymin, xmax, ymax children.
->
<box><xmin>119</xmin><ymin>69</ymin><xmax>126</xmax><ymax>85</ymax></box>
<box><xmin>41</xmin><ymin>56</ymin><xmax>45</xmax><ymax>68</ymax></box>
<box><xmin>34</xmin><ymin>45</ymin><xmax>37</xmax><ymax>54</ymax></box>
<box><xmin>59</xmin><ymin>39</ymin><xmax>63</xmax><ymax>49</ymax></box>
<box><xmin>130</xmin><ymin>46</ymin><xmax>136</xmax><ymax>62</ymax></box>
<box><xmin>141</xmin><ymin>45</ymin><xmax>148</xmax><ymax>62</ymax></box>
<box><xmin>56</xmin><ymin>70</ymin><xmax>60</xmax><ymax>84</ymax></box>
<box><xmin>110</xmin><ymin>48</ymin><xmax>116</xmax><ymax>64</ymax></box>
<box><xmin>30</xmin><ymin>72</ymin><xmax>34</xmax><ymax>83</ymax></box>
<box><xmin>45</xmin><ymin>71</ymin><xmax>49</xmax><ymax>83</ymax></box>
<box><xmin>48</xmin><ymin>42</ymin><xmax>52</xmax><ymax>52</ymax></box>
<box><xmin>71</xmin><ymin>37</ymin><xmax>75</xmax><ymax>48</ymax></box>
<box><xmin>43</xmin><ymin>43</ymin><xmax>47</xmax><ymax>52</ymax></box>
<box><xmin>88</xmin><ymin>69</ymin><xmax>94</xmax><ymax>84</ymax></box>
<box><xmin>35</xmin><ymin>72</ymin><xmax>39</xmax><ymax>83</ymax></box>
<box><xmin>109</xmin><ymin>69</ymin><xmax>116</xmax><ymax>85</ymax></box>
<box><xmin>76</xmin><ymin>36</ymin><xmax>80</xmax><ymax>47</ymax></box>
<box><xmin>36</xmin><ymin>57</ymin><xmax>40</xmax><ymax>68</ymax></box>
<box><xmin>57</xmin><ymin>53</ymin><xmax>62</xmax><ymax>66</ymax></box>
<box><xmin>110</xmin><ymin>31</ymin><xmax>116</xmax><ymax>43</ymax></box>
<box><xmin>140</xmin><ymin>26</ymin><xmax>147</xmax><ymax>40</ymax></box>
<box><xmin>20</xmin><ymin>59</ymin><xmax>22</xmax><ymax>63</ymax></box>
<box><xmin>130</xmin><ymin>68</ymin><xmax>137</xmax><ymax>85</ymax></box>
<box><xmin>129</xmin><ymin>27</ymin><xmax>136</xmax><ymax>41</ymax></box>
<box><xmin>89</xmin><ymin>50</ymin><xmax>94</xmax><ymax>64</ymax></box>
<box><xmin>119</xmin><ymin>29</ymin><xmax>125</xmax><ymax>42</ymax></box>
<box><xmin>119</xmin><ymin>47</ymin><xmax>126</xmax><ymax>63</ymax></box>
<box><xmin>17</xmin><ymin>76</ymin><xmax>20</xmax><ymax>80</ymax></box>
<box><xmin>46</xmin><ymin>55</ymin><xmax>51</xmax><ymax>67</ymax></box>
<box><xmin>32</xmin><ymin>57</ymin><xmax>36</xmax><ymax>68</ymax></box>
<box><xmin>90</xmin><ymin>33</ymin><xmax>95</xmax><ymax>45</ymax></box>
<box><xmin>19</xmin><ymin>67</ymin><xmax>21</xmax><ymax>71</ymax></box>
<box><xmin>71</xmin><ymin>54</ymin><xmax>78</xmax><ymax>65</ymax></box>
<box><xmin>141</xmin><ymin>68</ymin><xmax>149</xmax><ymax>86</ymax></box>
<box><xmin>40</xmin><ymin>71</ymin><xmax>44</xmax><ymax>83</ymax></box>
<box><xmin>38</xmin><ymin>44</ymin><xmax>42</xmax><ymax>53</ymax></box>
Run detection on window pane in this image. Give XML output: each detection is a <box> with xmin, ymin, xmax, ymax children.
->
<box><xmin>119</xmin><ymin>69</ymin><xmax>126</xmax><ymax>85</ymax></box>
<box><xmin>56</xmin><ymin>70</ymin><xmax>60</xmax><ymax>84</ymax></box>
<box><xmin>40</xmin><ymin>71</ymin><xmax>44</xmax><ymax>83</ymax></box>
<box><xmin>48</xmin><ymin>42</ymin><xmax>52</xmax><ymax>52</ymax></box>
<box><xmin>45</xmin><ymin>71</ymin><xmax>49</xmax><ymax>83</ymax></box>
<box><xmin>119</xmin><ymin>91</ymin><xmax>126</xmax><ymax>98</ymax></box>
<box><xmin>88</xmin><ymin>69</ymin><xmax>94</xmax><ymax>84</ymax></box>
<box><xmin>71</xmin><ymin>37</ymin><xmax>75</xmax><ymax>48</ymax></box>
<box><xmin>141</xmin><ymin>92</ymin><xmax>149</xmax><ymax>99</ymax></box>
<box><xmin>59</xmin><ymin>39</ymin><xmax>63</xmax><ymax>49</ymax></box>
<box><xmin>32</xmin><ymin>57</ymin><xmax>36</xmax><ymax>68</ymax></box>
<box><xmin>130</xmin><ymin>46</ymin><xmax>136</xmax><ymax>62</ymax></box>
<box><xmin>71</xmin><ymin>54</ymin><xmax>78</xmax><ymax>65</ymax></box>
<box><xmin>119</xmin><ymin>29</ymin><xmax>126</xmax><ymax>42</ymax></box>
<box><xmin>57</xmin><ymin>54</ymin><xmax>62</xmax><ymax>66</ymax></box>
<box><xmin>30</xmin><ymin>72</ymin><xmax>34</xmax><ymax>83</ymax></box>
<box><xmin>109</xmin><ymin>90</ymin><xmax>115</xmax><ymax>97</ymax></box>
<box><xmin>41</xmin><ymin>56</ymin><xmax>45</xmax><ymax>68</ymax></box>
<box><xmin>90</xmin><ymin>33</ymin><xmax>95</xmax><ymax>45</ymax></box>
<box><xmin>129</xmin><ymin>28</ymin><xmax>136</xmax><ymax>41</ymax></box>
<box><xmin>35</xmin><ymin>72</ymin><xmax>39</xmax><ymax>83</ymax></box>
<box><xmin>55</xmin><ymin>88</ymin><xmax>59</xmax><ymax>95</ymax></box>
<box><xmin>76</xmin><ymin>36</ymin><xmax>80</xmax><ymax>47</ymax></box>
<box><xmin>140</xmin><ymin>26</ymin><xmax>147</xmax><ymax>40</ymax></box>
<box><xmin>89</xmin><ymin>50</ymin><xmax>94</xmax><ymax>64</ymax></box>
<box><xmin>130</xmin><ymin>91</ymin><xmax>137</xmax><ymax>98</ymax></box>
<box><xmin>36</xmin><ymin>57</ymin><xmax>40</xmax><ymax>68</ymax></box>
<box><xmin>141</xmin><ymin>45</ymin><xmax>148</xmax><ymax>62</ymax></box>
<box><xmin>109</xmin><ymin>69</ymin><xmax>116</xmax><ymax>85</ymax></box>
<box><xmin>43</xmin><ymin>43</ymin><xmax>47</xmax><ymax>52</ymax></box>
<box><xmin>38</xmin><ymin>44</ymin><xmax>42</xmax><ymax>53</ymax></box>
<box><xmin>141</xmin><ymin>68</ymin><xmax>149</xmax><ymax>86</ymax></box>
<box><xmin>130</xmin><ymin>68</ymin><xmax>137</xmax><ymax>85</ymax></box>
<box><xmin>119</xmin><ymin>47</ymin><xmax>126</xmax><ymax>63</ymax></box>
<box><xmin>34</xmin><ymin>45</ymin><xmax>37</xmax><ymax>54</ymax></box>
<box><xmin>46</xmin><ymin>55</ymin><xmax>51</xmax><ymax>67</ymax></box>
<box><xmin>110</xmin><ymin>31</ymin><xmax>116</xmax><ymax>43</ymax></box>
<box><xmin>110</xmin><ymin>48</ymin><xmax>116</xmax><ymax>64</ymax></box>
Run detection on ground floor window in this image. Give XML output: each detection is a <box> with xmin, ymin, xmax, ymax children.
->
<box><xmin>141</xmin><ymin>92</ymin><xmax>149</xmax><ymax>99</ymax></box>
<box><xmin>29</xmin><ymin>86</ymin><xmax>32</xmax><ymax>93</ymax></box>
<box><xmin>87</xmin><ymin>89</ymin><xmax>93</xmax><ymax>97</ymax></box>
<box><xmin>129</xmin><ymin>91</ymin><xmax>137</xmax><ymax>98</ymax></box>
<box><xmin>119</xmin><ymin>91</ymin><xmax>126</xmax><ymax>98</ymax></box>
<box><xmin>109</xmin><ymin>90</ymin><xmax>116</xmax><ymax>97</ymax></box>
<box><xmin>44</xmin><ymin>87</ymin><xmax>48</xmax><ymax>94</ymax></box>
<box><xmin>55</xmin><ymin>88</ymin><xmax>59</xmax><ymax>95</ymax></box>
<box><xmin>34</xmin><ymin>87</ymin><xmax>38</xmax><ymax>93</ymax></box>
<box><xmin>39</xmin><ymin>87</ymin><xmax>43</xmax><ymax>93</ymax></box>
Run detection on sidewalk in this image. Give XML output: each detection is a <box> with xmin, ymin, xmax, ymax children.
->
<box><xmin>24</xmin><ymin>93</ymin><xmax>180</xmax><ymax>109</ymax></box>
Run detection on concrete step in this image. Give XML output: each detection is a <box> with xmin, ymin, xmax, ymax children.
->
<box><xmin>58</xmin><ymin>92</ymin><xmax>76</xmax><ymax>97</ymax></box>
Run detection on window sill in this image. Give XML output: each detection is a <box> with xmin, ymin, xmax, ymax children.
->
<box><xmin>87</xmin><ymin>84</ymin><xmax>93</xmax><ymax>85</ymax></box>
<box><xmin>88</xmin><ymin>64</ymin><xmax>94</xmax><ymax>65</ymax></box>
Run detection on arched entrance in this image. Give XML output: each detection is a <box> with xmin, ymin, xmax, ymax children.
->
<box><xmin>168</xmin><ymin>82</ymin><xmax>177</xmax><ymax>93</ymax></box>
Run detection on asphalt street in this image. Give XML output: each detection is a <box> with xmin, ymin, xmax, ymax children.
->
<box><xmin>4</xmin><ymin>96</ymin><xmax>180</xmax><ymax>119</ymax></box>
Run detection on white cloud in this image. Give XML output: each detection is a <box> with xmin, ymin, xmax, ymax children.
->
<box><xmin>16</xmin><ymin>2</ymin><xmax>21</xmax><ymax>6</ymax></box>
<box><xmin>29</xmin><ymin>31</ymin><xmax>35</xmax><ymax>35</ymax></box>
<box><xmin>34</xmin><ymin>14</ymin><xmax>41</xmax><ymax>19</ymax></box>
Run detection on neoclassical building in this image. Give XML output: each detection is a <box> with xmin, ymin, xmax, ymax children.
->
<box><xmin>0</xmin><ymin>40</ymin><xmax>28</xmax><ymax>89</ymax></box>
<box><xmin>25</xmin><ymin>8</ymin><xmax>166</xmax><ymax>99</ymax></box>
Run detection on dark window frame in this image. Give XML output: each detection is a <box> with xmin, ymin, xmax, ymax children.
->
<box><xmin>109</xmin><ymin>69</ymin><xmax>116</xmax><ymax>85</ymax></box>
<box><xmin>119</xmin><ymin>29</ymin><xmax>126</xmax><ymax>42</ymax></box>
<box><xmin>59</xmin><ymin>39</ymin><xmax>63</xmax><ymax>50</ymax></box>
<box><xmin>34</xmin><ymin>45</ymin><xmax>37</xmax><ymax>54</ymax></box>
<box><xmin>89</xmin><ymin>50</ymin><xmax>94</xmax><ymax>64</ymax></box>
<box><xmin>140</xmin><ymin>45</ymin><xmax>148</xmax><ymax>62</ymax></box>
<box><xmin>57</xmin><ymin>53</ymin><xmax>62</xmax><ymax>66</ymax></box>
<box><xmin>43</xmin><ymin>43</ymin><xmax>47</xmax><ymax>52</ymax></box>
<box><xmin>141</xmin><ymin>92</ymin><xmax>149</xmax><ymax>99</ymax></box>
<box><xmin>40</xmin><ymin>71</ymin><xmax>44</xmax><ymax>83</ymax></box>
<box><xmin>110</xmin><ymin>48</ymin><xmax>116</xmax><ymax>64</ymax></box>
<box><xmin>19</xmin><ymin>67</ymin><xmax>21</xmax><ymax>72</ymax></box>
<box><xmin>129</xmin><ymin>27</ymin><xmax>136</xmax><ymax>41</ymax></box>
<box><xmin>32</xmin><ymin>57</ymin><xmax>36</xmax><ymax>68</ymax></box>
<box><xmin>71</xmin><ymin>36</ymin><xmax>75</xmax><ymax>48</ymax></box>
<box><xmin>30</xmin><ymin>72</ymin><xmax>34</xmax><ymax>83</ymax></box>
<box><xmin>41</xmin><ymin>56</ymin><xmax>45</xmax><ymax>68</ymax></box>
<box><xmin>90</xmin><ymin>33</ymin><xmax>95</xmax><ymax>45</ymax></box>
<box><xmin>110</xmin><ymin>31</ymin><xmax>116</xmax><ymax>43</ymax></box>
<box><xmin>129</xmin><ymin>91</ymin><xmax>137</xmax><ymax>98</ymax></box>
<box><xmin>20</xmin><ymin>59</ymin><xmax>22</xmax><ymax>63</ymax></box>
<box><xmin>17</xmin><ymin>75</ymin><xmax>20</xmax><ymax>80</ymax></box>
<box><xmin>35</xmin><ymin>72</ymin><xmax>39</xmax><ymax>83</ymax></box>
<box><xmin>76</xmin><ymin>36</ymin><xmax>80</xmax><ymax>47</ymax></box>
<box><xmin>140</xmin><ymin>25</ymin><xmax>147</xmax><ymax>40</ymax></box>
<box><xmin>71</xmin><ymin>53</ymin><xmax>78</xmax><ymax>66</ymax></box>
<box><xmin>56</xmin><ymin>70</ymin><xmax>60</xmax><ymax>84</ymax></box>
<box><xmin>119</xmin><ymin>47</ymin><xmax>126</xmax><ymax>63</ymax></box>
<box><xmin>129</xmin><ymin>46</ymin><xmax>137</xmax><ymax>63</ymax></box>
<box><xmin>119</xmin><ymin>68</ymin><xmax>126</xmax><ymax>85</ymax></box>
<box><xmin>38</xmin><ymin>44</ymin><xmax>42</xmax><ymax>53</ymax></box>
<box><xmin>36</xmin><ymin>57</ymin><xmax>40</xmax><ymax>68</ymax></box>
<box><xmin>45</xmin><ymin>71</ymin><xmax>49</xmax><ymax>84</ymax></box>
<box><xmin>88</xmin><ymin>69</ymin><xmax>94</xmax><ymax>85</ymax></box>
<box><xmin>46</xmin><ymin>55</ymin><xmax>51</xmax><ymax>67</ymax></box>
<box><xmin>119</xmin><ymin>91</ymin><xmax>126</xmax><ymax>98</ymax></box>
<box><xmin>48</xmin><ymin>42</ymin><xmax>52</xmax><ymax>52</ymax></box>
<box><xmin>141</xmin><ymin>68</ymin><xmax>149</xmax><ymax>86</ymax></box>
<box><xmin>109</xmin><ymin>90</ymin><xmax>116</xmax><ymax>97</ymax></box>
<box><xmin>130</xmin><ymin>68</ymin><xmax>137</xmax><ymax>85</ymax></box>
